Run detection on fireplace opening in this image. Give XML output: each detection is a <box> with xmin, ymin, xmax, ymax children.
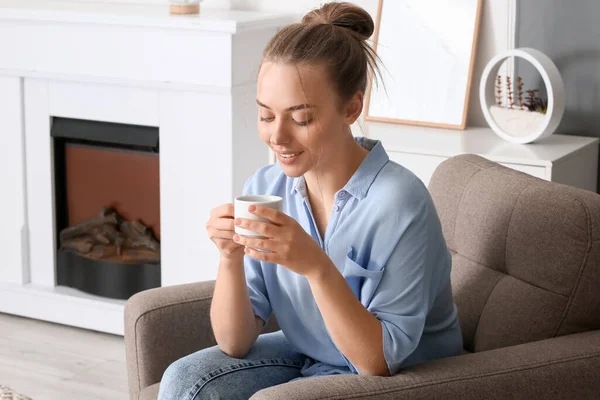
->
<box><xmin>52</xmin><ymin>117</ymin><xmax>161</xmax><ymax>300</ymax></box>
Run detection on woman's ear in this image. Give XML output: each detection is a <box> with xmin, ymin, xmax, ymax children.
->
<box><xmin>344</xmin><ymin>91</ymin><xmax>364</xmax><ymax>125</ymax></box>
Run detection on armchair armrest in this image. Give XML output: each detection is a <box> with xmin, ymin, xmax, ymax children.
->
<box><xmin>251</xmin><ymin>330</ymin><xmax>600</xmax><ymax>400</ymax></box>
<box><xmin>124</xmin><ymin>281</ymin><xmax>217</xmax><ymax>400</ymax></box>
<box><xmin>124</xmin><ymin>280</ymin><xmax>281</xmax><ymax>400</ymax></box>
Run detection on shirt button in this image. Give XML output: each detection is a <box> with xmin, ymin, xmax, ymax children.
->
<box><xmin>338</xmin><ymin>191</ymin><xmax>348</xmax><ymax>199</ymax></box>
<box><xmin>334</xmin><ymin>205</ymin><xmax>340</xmax><ymax>212</ymax></box>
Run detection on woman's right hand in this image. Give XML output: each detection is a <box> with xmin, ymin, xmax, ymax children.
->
<box><xmin>206</xmin><ymin>203</ymin><xmax>245</xmax><ymax>261</ymax></box>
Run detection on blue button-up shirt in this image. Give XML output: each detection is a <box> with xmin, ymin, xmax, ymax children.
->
<box><xmin>243</xmin><ymin>136</ymin><xmax>463</xmax><ymax>376</ymax></box>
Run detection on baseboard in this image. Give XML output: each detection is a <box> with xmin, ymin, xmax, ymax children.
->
<box><xmin>0</xmin><ymin>282</ymin><xmax>125</xmax><ymax>335</ymax></box>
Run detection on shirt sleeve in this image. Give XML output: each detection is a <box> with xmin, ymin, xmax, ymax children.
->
<box><xmin>242</xmin><ymin>175</ymin><xmax>272</xmax><ymax>326</ymax></box>
<box><xmin>342</xmin><ymin>193</ymin><xmax>446</xmax><ymax>375</ymax></box>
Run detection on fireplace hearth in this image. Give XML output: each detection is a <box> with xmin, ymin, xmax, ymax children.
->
<box><xmin>52</xmin><ymin>118</ymin><xmax>161</xmax><ymax>300</ymax></box>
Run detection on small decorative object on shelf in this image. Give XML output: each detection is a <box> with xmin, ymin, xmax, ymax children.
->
<box><xmin>480</xmin><ymin>48</ymin><xmax>565</xmax><ymax>144</ymax></box>
<box><xmin>0</xmin><ymin>385</ymin><xmax>32</xmax><ymax>400</ymax></box>
<box><xmin>169</xmin><ymin>0</ymin><xmax>201</xmax><ymax>15</ymax></box>
<box><xmin>490</xmin><ymin>75</ymin><xmax>549</xmax><ymax>138</ymax></box>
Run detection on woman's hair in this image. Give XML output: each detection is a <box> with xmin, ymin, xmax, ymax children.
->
<box><xmin>262</xmin><ymin>2</ymin><xmax>380</xmax><ymax>105</ymax></box>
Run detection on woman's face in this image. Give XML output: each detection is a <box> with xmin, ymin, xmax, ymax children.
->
<box><xmin>256</xmin><ymin>61</ymin><xmax>354</xmax><ymax>177</ymax></box>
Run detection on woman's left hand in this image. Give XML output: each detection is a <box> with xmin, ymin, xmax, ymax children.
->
<box><xmin>233</xmin><ymin>205</ymin><xmax>329</xmax><ymax>277</ymax></box>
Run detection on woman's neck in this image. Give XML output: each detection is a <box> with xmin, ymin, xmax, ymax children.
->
<box><xmin>303</xmin><ymin>136</ymin><xmax>369</xmax><ymax>205</ymax></box>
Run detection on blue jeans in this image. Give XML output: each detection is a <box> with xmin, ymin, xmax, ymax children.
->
<box><xmin>158</xmin><ymin>331</ymin><xmax>350</xmax><ymax>400</ymax></box>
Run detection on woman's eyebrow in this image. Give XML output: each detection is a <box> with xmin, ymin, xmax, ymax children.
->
<box><xmin>256</xmin><ymin>99</ymin><xmax>315</xmax><ymax>111</ymax></box>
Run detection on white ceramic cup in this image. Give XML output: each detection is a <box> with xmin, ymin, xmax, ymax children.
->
<box><xmin>234</xmin><ymin>195</ymin><xmax>283</xmax><ymax>238</ymax></box>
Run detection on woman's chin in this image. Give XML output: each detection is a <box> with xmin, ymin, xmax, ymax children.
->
<box><xmin>279</xmin><ymin>164</ymin><xmax>306</xmax><ymax>178</ymax></box>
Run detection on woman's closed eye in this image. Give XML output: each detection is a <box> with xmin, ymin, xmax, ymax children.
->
<box><xmin>260</xmin><ymin>116</ymin><xmax>313</xmax><ymax>126</ymax></box>
<box><xmin>294</xmin><ymin>118</ymin><xmax>312</xmax><ymax>126</ymax></box>
<box><xmin>260</xmin><ymin>116</ymin><xmax>275</xmax><ymax>123</ymax></box>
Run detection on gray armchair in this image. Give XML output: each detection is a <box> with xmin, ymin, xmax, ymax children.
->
<box><xmin>125</xmin><ymin>154</ymin><xmax>600</xmax><ymax>399</ymax></box>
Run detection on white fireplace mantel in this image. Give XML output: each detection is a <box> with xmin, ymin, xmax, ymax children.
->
<box><xmin>0</xmin><ymin>0</ymin><xmax>294</xmax><ymax>335</ymax></box>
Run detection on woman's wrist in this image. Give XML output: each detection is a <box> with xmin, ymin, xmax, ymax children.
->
<box><xmin>305</xmin><ymin>256</ymin><xmax>337</xmax><ymax>285</ymax></box>
<box><xmin>219</xmin><ymin>253</ymin><xmax>245</xmax><ymax>268</ymax></box>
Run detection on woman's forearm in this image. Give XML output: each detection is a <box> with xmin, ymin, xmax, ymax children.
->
<box><xmin>307</xmin><ymin>262</ymin><xmax>389</xmax><ymax>376</ymax></box>
<box><xmin>210</xmin><ymin>255</ymin><xmax>260</xmax><ymax>358</ymax></box>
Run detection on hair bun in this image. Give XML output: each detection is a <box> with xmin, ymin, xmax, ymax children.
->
<box><xmin>302</xmin><ymin>2</ymin><xmax>375</xmax><ymax>41</ymax></box>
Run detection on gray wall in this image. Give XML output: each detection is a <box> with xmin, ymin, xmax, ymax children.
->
<box><xmin>516</xmin><ymin>0</ymin><xmax>600</xmax><ymax>192</ymax></box>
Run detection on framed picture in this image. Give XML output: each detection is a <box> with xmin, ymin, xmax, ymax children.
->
<box><xmin>365</xmin><ymin>0</ymin><xmax>482</xmax><ymax>129</ymax></box>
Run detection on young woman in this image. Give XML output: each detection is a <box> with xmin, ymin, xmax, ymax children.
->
<box><xmin>158</xmin><ymin>2</ymin><xmax>463</xmax><ymax>399</ymax></box>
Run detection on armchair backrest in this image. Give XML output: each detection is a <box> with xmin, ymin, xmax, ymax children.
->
<box><xmin>428</xmin><ymin>154</ymin><xmax>600</xmax><ymax>352</ymax></box>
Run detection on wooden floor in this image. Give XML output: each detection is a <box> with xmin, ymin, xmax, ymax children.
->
<box><xmin>0</xmin><ymin>312</ymin><xmax>129</xmax><ymax>400</ymax></box>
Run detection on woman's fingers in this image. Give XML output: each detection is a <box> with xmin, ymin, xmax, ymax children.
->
<box><xmin>233</xmin><ymin>234</ymin><xmax>272</xmax><ymax>252</ymax></box>
<box><xmin>234</xmin><ymin>218</ymin><xmax>275</xmax><ymax>237</ymax></box>
<box><xmin>207</xmin><ymin>203</ymin><xmax>246</xmax><ymax>259</ymax></box>
<box><xmin>208</xmin><ymin>217</ymin><xmax>235</xmax><ymax>232</ymax></box>
<box><xmin>207</xmin><ymin>226</ymin><xmax>236</xmax><ymax>240</ymax></box>
<box><xmin>210</xmin><ymin>203</ymin><xmax>234</xmax><ymax>219</ymax></box>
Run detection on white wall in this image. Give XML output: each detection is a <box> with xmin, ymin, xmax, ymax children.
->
<box><xmin>68</xmin><ymin>0</ymin><xmax>513</xmax><ymax>128</ymax></box>
<box><xmin>516</xmin><ymin>0</ymin><xmax>600</xmax><ymax>190</ymax></box>
<box><xmin>517</xmin><ymin>0</ymin><xmax>600</xmax><ymax>137</ymax></box>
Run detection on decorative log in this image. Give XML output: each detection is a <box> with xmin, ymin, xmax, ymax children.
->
<box><xmin>59</xmin><ymin>206</ymin><xmax>159</xmax><ymax>262</ymax></box>
<box><xmin>88</xmin><ymin>244</ymin><xmax>117</xmax><ymax>260</ymax></box>
<box><xmin>122</xmin><ymin>248</ymin><xmax>160</xmax><ymax>262</ymax></box>
<box><xmin>102</xmin><ymin>224</ymin><xmax>127</xmax><ymax>255</ymax></box>
<box><xmin>61</xmin><ymin>237</ymin><xmax>94</xmax><ymax>253</ymax></box>
<box><xmin>95</xmin><ymin>233</ymin><xmax>111</xmax><ymax>245</ymax></box>
<box><xmin>115</xmin><ymin>237</ymin><xmax>126</xmax><ymax>256</ymax></box>
<box><xmin>60</xmin><ymin>207</ymin><xmax>120</xmax><ymax>243</ymax></box>
<box><xmin>102</xmin><ymin>224</ymin><xmax>118</xmax><ymax>235</ymax></box>
<box><xmin>120</xmin><ymin>220</ymin><xmax>160</xmax><ymax>252</ymax></box>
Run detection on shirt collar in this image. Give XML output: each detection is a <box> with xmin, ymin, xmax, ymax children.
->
<box><xmin>291</xmin><ymin>174</ymin><xmax>307</xmax><ymax>196</ymax></box>
<box><xmin>290</xmin><ymin>137</ymin><xmax>389</xmax><ymax>200</ymax></box>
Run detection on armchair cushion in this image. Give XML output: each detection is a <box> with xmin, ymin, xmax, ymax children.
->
<box><xmin>139</xmin><ymin>384</ymin><xmax>159</xmax><ymax>400</ymax></box>
<box><xmin>251</xmin><ymin>330</ymin><xmax>600</xmax><ymax>399</ymax></box>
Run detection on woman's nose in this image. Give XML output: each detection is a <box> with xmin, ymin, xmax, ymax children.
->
<box><xmin>269</xmin><ymin>121</ymin><xmax>292</xmax><ymax>146</ymax></box>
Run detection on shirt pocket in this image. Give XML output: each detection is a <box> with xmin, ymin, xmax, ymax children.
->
<box><xmin>342</xmin><ymin>246</ymin><xmax>384</xmax><ymax>308</ymax></box>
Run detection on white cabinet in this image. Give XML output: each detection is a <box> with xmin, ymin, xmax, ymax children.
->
<box><xmin>386</xmin><ymin>153</ymin><xmax>450</xmax><ymax>186</ymax></box>
<box><xmin>365</xmin><ymin>122</ymin><xmax>599</xmax><ymax>192</ymax></box>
